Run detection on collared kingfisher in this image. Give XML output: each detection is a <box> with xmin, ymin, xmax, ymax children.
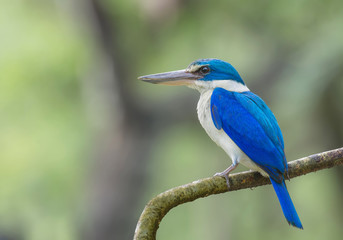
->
<box><xmin>139</xmin><ymin>58</ymin><xmax>303</xmax><ymax>229</ymax></box>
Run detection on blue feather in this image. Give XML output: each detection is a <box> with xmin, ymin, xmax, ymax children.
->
<box><xmin>235</xmin><ymin>91</ymin><xmax>284</xmax><ymax>149</ymax></box>
<box><xmin>189</xmin><ymin>59</ymin><xmax>244</xmax><ymax>84</ymax></box>
<box><xmin>271</xmin><ymin>178</ymin><xmax>303</xmax><ymax>229</ymax></box>
<box><xmin>211</xmin><ymin>104</ymin><xmax>222</xmax><ymax>129</ymax></box>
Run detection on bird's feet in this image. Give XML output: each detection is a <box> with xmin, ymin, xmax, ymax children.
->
<box><xmin>214</xmin><ymin>171</ymin><xmax>231</xmax><ymax>188</ymax></box>
<box><xmin>214</xmin><ymin>163</ymin><xmax>238</xmax><ymax>189</ymax></box>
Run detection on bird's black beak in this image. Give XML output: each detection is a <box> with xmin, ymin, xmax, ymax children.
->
<box><xmin>138</xmin><ymin>69</ymin><xmax>200</xmax><ymax>86</ymax></box>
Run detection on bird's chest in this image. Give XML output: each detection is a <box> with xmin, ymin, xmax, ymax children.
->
<box><xmin>197</xmin><ymin>90</ymin><xmax>217</xmax><ymax>140</ymax></box>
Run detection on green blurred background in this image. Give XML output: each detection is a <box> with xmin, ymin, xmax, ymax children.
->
<box><xmin>1</xmin><ymin>0</ymin><xmax>343</xmax><ymax>240</ymax></box>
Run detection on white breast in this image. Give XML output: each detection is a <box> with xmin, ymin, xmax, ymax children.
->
<box><xmin>196</xmin><ymin>86</ymin><xmax>267</xmax><ymax>176</ymax></box>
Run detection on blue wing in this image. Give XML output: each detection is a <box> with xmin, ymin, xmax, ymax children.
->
<box><xmin>211</xmin><ymin>88</ymin><xmax>287</xmax><ymax>182</ymax></box>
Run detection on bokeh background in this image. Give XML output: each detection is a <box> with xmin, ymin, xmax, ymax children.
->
<box><xmin>1</xmin><ymin>0</ymin><xmax>343</xmax><ymax>239</ymax></box>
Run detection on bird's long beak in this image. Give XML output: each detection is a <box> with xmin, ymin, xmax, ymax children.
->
<box><xmin>138</xmin><ymin>69</ymin><xmax>200</xmax><ymax>86</ymax></box>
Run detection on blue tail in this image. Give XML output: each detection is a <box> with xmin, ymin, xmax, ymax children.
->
<box><xmin>270</xmin><ymin>178</ymin><xmax>303</xmax><ymax>229</ymax></box>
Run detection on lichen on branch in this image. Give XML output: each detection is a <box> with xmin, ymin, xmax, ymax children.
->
<box><xmin>134</xmin><ymin>147</ymin><xmax>343</xmax><ymax>240</ymax></box>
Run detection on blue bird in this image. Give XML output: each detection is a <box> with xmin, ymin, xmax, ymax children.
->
<box><xmin>139</xmin><ymin>58</ymin><xmax>303</xmax><ymax>229</ymax></box>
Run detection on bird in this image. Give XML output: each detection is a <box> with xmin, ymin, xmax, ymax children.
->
<box><xmin>138</xmin><ymin>58</ymin><xmax>303</xmax><ymax>229</ymax></box>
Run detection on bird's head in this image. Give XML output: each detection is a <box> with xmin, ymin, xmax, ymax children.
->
<box><xmin>139</xmin><ymin>58</ymin><xmax>245</xmax><ymax>90</ymax></box>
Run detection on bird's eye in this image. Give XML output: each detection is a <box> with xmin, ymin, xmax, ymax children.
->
<box><xmin>199</xmin><ymin>66</ymin><xmax>210</xmax><ymax>74</ymax></box>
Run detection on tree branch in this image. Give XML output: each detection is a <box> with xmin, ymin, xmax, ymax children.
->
<box><xmin>134</xmin><ymin>147</ymin><xmax>343</xmax><ymax>240</ymax></box>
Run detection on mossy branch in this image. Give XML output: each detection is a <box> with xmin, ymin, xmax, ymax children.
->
<box><xmin>134</xmin><ymin>147</ymin><xmax>343</xmax><ymax>240</ymax></box>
